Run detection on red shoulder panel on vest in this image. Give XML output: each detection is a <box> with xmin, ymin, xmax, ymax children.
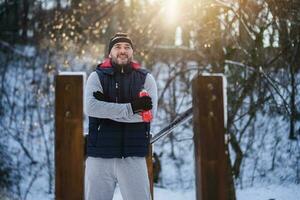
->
<box><xmin>98</xmin><ymin>59</ymin><xmax>141</xmax><ymax>69</ymax></box>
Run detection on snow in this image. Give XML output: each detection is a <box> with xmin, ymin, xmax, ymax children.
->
<box><xmin>111</xmin><ymin>184</ymin><xmax>300</xmax><ymax>200</ymax></box>
<box><xmin>0</xmin><ymin>41</ymin><xmax>36</xmax><ymax>57</ymax></box>
<box><xmin>112</xmin><ymin>186</ymin><xmax>195</xmax><ymax>200</ymax></box>
<box><xmin>236</xmin><ymin>184</ymin><xmax>300</xmax><ymax>200</ymax></box>
<box><xmin>58</xmin><ymin>71</ymin><xmax>86</xmax><ymax>76</ymax></box>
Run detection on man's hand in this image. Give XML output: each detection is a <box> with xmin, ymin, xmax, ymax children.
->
<box><xmin>131</xmin><ymin>96</ymin><xmax>152</xmax><ymax>113</ymax></box>
<box><xmin>93</xmin><ymin>91</ymin><xmax>105</xmax><ymax>101</ymax></box>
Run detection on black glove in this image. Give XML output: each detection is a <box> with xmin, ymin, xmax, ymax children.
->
<box><xmin>93</xmin><ymin>91</ymin><xmax>105</xmax><ymax>101</ymax></box>
<box><xmin>131</xmin><ymin>96</ymin><xmax>153</xmax><ymax>113</ymax></box>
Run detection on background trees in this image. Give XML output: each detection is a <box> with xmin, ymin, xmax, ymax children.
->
<box><xmin>0</xmin><ymin>0</ymin><xmax>299</xmax><ymax>199</ymax></box>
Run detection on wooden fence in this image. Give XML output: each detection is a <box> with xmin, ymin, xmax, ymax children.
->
<box><xmin>55</xmin><ymin>73</ymin><xmax>84</xmax><ymax>200</ymax></box>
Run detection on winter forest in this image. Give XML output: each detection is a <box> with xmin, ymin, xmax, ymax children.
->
<box><xmin>0</xmin><ymin>0</ymin><xmax>300</xmax><ymax>199</ymax></box>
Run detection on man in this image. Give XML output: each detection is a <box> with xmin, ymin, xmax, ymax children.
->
<box><xmin>84</xmin><ymin>32</ymin><xmax>157</xmax><ymax>200</ymax></box>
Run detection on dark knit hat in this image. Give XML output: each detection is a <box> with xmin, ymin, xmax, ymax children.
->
<box><xmin>108</xmin><ymin>32</ymin><xmax>133</xmax><ymax>53</ymax></box>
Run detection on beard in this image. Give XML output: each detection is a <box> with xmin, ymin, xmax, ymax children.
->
<box><xmin>111</xmin><ymin>54</ymin><xmax>133</xmax><ymax>73</ymax></box>
<box><xmin>111</xmin><ymin>54</ymin><xmax>132</xmax><ymax>67</ymax></box>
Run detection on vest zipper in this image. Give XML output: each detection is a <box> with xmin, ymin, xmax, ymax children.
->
<box><xmin>115</xmin><ymin>76</ymin><xmax>124</xmax><ymax>157</ymax></box>
<box><xmin>120</xmin><ymin>73</ymin><xmax>125</xmax><ymax>158</ymax></box>
<box><xmin>115</xmin><ymin>82</ymin><xmax>119</xmax><ymax>102</ymax></box>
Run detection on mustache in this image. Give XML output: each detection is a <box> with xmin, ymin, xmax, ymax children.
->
<box><xmin>117</xmin><ymin>54</ymin><xmax>128</xmax><ymax>57</ymax></box>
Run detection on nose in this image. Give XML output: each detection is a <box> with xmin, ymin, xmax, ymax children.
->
<box><xmin>119</xmin><ymin>47</ymin><xmax>127</xmax><ymax>54</ymax></box>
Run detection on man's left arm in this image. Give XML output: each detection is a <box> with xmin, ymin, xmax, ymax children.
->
<box><xmin>113</xmin><ymin>73</ymin><xmax>158</xmax><ymax>123</ymax></box>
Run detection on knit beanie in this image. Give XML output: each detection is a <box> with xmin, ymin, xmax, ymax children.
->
<box><xmin>108</xmin><ymin>33</ymin><xmax>133</xmax><ymax>53</ymax></box>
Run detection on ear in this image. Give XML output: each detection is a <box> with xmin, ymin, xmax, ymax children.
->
<box><xmin>108</xmin><ymin>53</ymin><xmax>112</xmax><ymax>58</ymax></box>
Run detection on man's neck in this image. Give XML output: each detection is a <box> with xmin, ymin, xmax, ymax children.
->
<box><xmin>112</xmin><ymin>62</ymin><xmax>132</xmax><ymax>74</ymax></box>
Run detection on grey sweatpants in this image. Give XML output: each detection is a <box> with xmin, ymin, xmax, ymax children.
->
<box><xmin>85</xmin><ymin>157</ymin><xmax>151</xmax><ymax>200</ymax></box>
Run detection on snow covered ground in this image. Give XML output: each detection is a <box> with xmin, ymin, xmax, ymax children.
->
<box><xmin>236</xmin><ymin>184</ymin><xmax>300</xmax><ymax>200</ymax></box>
<box><xmin>112</xmin><ymin>184</ymin><xmax>300</xmax><ymax>200</ymax></box>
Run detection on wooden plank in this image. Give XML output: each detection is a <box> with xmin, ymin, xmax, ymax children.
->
<box><xmin>146</xmin><ymin>137</ymin><xmax>154</xmax><ymax>199</ymax></box>
<box><xmin>192</xmin><ymin>76</ymin><xmax>228</xmax><ymax>200</ymax></box>
<box><xmin>55</xmin><ymin>75</ymin><xmax>84</xmax><ymax>200</ymax></box>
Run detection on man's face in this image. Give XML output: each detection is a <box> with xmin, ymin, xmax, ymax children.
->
<box><xmin>109</xmin><ymin>42</ymin><xmax>133</xmax><ymax>66</ymax></box>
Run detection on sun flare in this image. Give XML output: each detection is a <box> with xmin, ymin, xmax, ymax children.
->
<box><xmin>162</xmin><ymin>0</ymin><xmax>180</xmax><ymax>24</ymax></box>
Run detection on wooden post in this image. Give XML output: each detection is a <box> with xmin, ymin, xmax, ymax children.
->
<box><xmin>55</xmin><ymin>73</ymin><xmax>85</xmax><ymax>200</ymax></box>
<box><xmin>146</xmin><ymin>136</ymin><xmax>154</xmax><ymax>199</ymax></box>
<box><xmin>192</xmin><ymin>75</ymin><xmax>228</xmax><ymax>200</ymax></box>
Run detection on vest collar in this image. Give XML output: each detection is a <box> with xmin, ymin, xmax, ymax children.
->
<box><xmin>98</xmin><ymin>58</ymin><xmax>141</xmax><ymax>70</ymax></box>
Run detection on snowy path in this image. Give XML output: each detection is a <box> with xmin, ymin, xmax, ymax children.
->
<box><xmin>112</xmin><ymin>184</ymin><xmax>300</xmax><ymax>200</ymax></box>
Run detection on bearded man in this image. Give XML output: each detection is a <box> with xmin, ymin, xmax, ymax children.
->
<box><xmin>84</xmin><ymin>33</ymin><xmax>157</xmax><ymax>200</ymax></box>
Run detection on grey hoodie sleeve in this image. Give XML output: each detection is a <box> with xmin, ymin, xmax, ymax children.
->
<box><xmin>84</xmin><ymin>71</ymin><xmax>158</xmax><ymax>123</ymax></box>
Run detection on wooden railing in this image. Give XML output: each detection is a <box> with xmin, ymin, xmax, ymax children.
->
<box><xmin>55</xmin><ymin>73</ymin><xmax>84</xmax><ymax>200</ymax></box>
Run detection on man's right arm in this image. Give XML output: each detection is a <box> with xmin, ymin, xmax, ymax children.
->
<box><xmin>84</xmin><ymin>72</ymin><xmax>134</xmax><ymax>119</ymax></box>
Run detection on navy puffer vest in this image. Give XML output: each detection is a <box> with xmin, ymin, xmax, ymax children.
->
<box><xmin>86</xmin><ymin>60</ymin><xmax>150</xmax><ymax>158</ymax></box>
